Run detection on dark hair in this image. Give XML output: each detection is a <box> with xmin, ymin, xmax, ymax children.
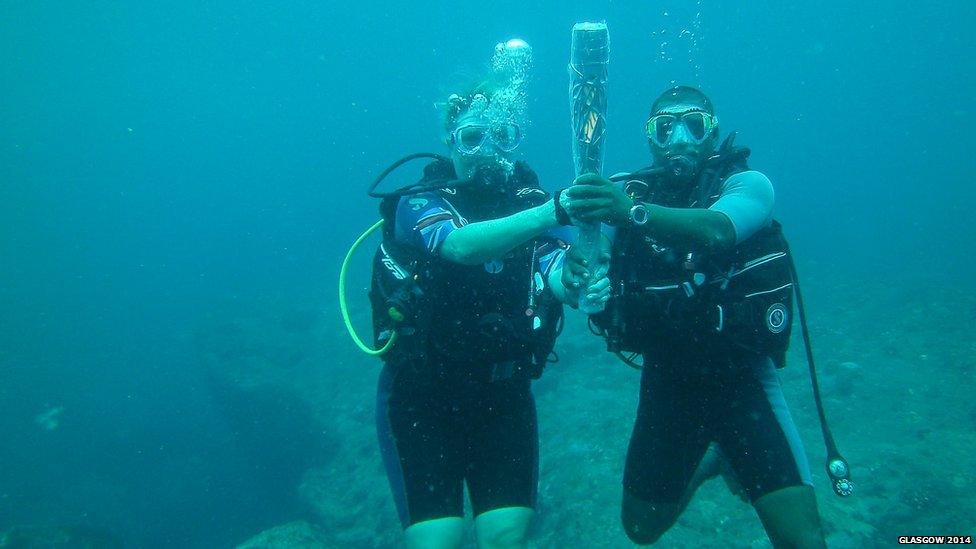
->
<box><xmin>650</xmin><ymin>85</ymin><xmax>714</xmax><ymax>115</ymax></box>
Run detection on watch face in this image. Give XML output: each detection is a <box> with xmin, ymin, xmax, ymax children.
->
<box><xmin>631</xmin><ymin>205</ymin><xmax>649</xmax><ymax>225</ymax></box>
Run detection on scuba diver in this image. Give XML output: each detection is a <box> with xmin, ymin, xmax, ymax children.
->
<box><xmin>357</xmin><ymin>40</ymin><xmax>574</xmax><ymax>549</ymax></box>
<box><xmin>558</xmin><ymin>86</ymin><xmax>840</xmax><ymax>548</ymax></box>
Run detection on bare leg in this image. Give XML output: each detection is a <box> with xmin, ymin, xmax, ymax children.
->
<box><xmin>405</xmin><ymin>517</ymin><xmax>465</xmax><ymax>549</ymax></box>
<box><xmin>753</xmin><ymin>486</ymin><xmax>825</xmax><ymax>549</ymax></box>
<box><xmin>474</xmin><ymin>507</ymin><xmax>534</xmax><ymax>549</ymax></box>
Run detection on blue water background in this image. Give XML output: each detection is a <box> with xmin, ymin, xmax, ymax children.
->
<box><xmin>1</xmin><ymin>1</ymin><xmax>973</xmax><ymax>546</ymax></box>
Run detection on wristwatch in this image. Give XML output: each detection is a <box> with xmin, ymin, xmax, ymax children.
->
<box><xmin>629</xmin><ymin>203</ymin><xmax>650</xmax><ymax>226</ymax></box>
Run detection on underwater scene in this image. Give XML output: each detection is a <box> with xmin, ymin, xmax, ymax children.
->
<box><xmin>1</xmin><ymin>1</ymin><xmax>974</xmax><ymax>547</ymax></box>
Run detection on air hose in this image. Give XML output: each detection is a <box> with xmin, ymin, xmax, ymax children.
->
<box><xmin>786</xmin><ymin>253</ymin><xmax>854</xmax><ymax>497</ymax></box>
<box><xmin>339</xmin><ymin>219</ymin><xmax>397</xmax><ymax>356</ymax></box>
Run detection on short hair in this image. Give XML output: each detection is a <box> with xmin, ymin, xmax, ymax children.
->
<box><xmin>650</xmin><ymin>85</ymin><xmax>714</xmax><ymax>115</ymax></box>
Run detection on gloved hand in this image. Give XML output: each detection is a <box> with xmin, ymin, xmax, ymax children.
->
<box><xmin>564</xmin><ymin>173</ymin><xmax>634</xmax><ymax>226</ymax></box>
<box><xmin>561</xmin><ymin>244</ymin><xmax>611</xmax><ymax>304</ymax></box>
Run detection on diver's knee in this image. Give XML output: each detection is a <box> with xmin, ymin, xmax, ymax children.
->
<box><xmin>754</xmin><ymin>486</ymin><xmax>825</xmax><ymax>549</ymax></box>
<box><xmin>621</xmin><ymin>493</ymin><xmax>679</xmax><ymax>545</ymax></box>
<box><xmin>478</xmin><ymin>523</ymin><xmax>528</xmax><ymax>549</ymax></box>
<box><xmin>622</xmin><ymin>520</ymin><xmax>667</xmax><ymax>545</ymax></box>
<box><xmin>404</xmin><ymin>517</ymin><xmax>464</xmax><ymax>549</ymax></box>
<box><xmin>475</xmin><ymin>507</ymin><xmax>532</xmax><ymax>549</ymax></box>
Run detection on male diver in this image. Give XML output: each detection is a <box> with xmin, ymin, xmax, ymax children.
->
<box><xmin>558</xmin><ymin>86</ymin><xmax>827</xmax><ymax>548</ymax></box>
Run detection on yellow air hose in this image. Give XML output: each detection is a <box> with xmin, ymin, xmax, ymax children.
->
<box><xmin>339</xmin><ymin>219</ymin><xmax>398</xmax><ymax>355</ymax></box>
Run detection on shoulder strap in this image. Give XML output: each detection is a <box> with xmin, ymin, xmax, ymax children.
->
<box><xmin>695</xmin><ymin>132</ymin><xmax>752</xmax><ymax>207</ymax></box>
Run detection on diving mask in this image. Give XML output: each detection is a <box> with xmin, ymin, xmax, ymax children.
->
<box><xmin>451</xmin><ymin>123</ymin><xmax>523</xmax><ymax>156</ymax></box>
<box><xmin>645</xmin><ymin>110</ymin><xmax>717</xmax><ymax>147</ymax></box>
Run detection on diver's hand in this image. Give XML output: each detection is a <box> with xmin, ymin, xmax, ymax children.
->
<box><xmin>561</xmin><ymin>245</ymin><xmax>588</xmax><ymax>292</ymax></box>
<box><xmin>561</xmin><ymin>244</ymin><xmax>611</xmax><ymax>302</ymax></box>
<box><xmin>583</xmin><ymin>273</ymin><xmax>611</xmax><ymax>305</ymax></box>
<box><xmin>565</xmin><ymin>173</ymin><xmax>634</xmax><ymax>226</ymax></box>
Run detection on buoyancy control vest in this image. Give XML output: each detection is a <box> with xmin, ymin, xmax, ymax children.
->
<box><xmin>369</xmin><ymin>159</ymin><xmax>564</xmax><ymax>380</ymax></box>
<box><xmin>594</xmin><ymin>137</ymin><xmax>794</xmax><ymax>368</ymax></box>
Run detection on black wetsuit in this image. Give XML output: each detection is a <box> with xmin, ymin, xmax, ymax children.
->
<box><xmin>374</xmin><ymin>163</ymin><xmax>568</xmax><ymax>528</ymax></box>
<box><xmin>624</xmin><ymin>348</ymin><xmax>812</xmax><ymax>503</ymax></box>
<box><xmin>611</xmin><ymin>164</ymin><xmax>814</xmax><ymax>504</ymax></box>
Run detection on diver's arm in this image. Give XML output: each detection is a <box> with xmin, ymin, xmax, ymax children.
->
<box><xmin>642</xmin><ymin>169</ymin><xmax>775</xmax><ymax>252</ymax></box>
<box><xmin>439</xmin><ymin>201</ymin><xmax>559</xmax><ymax>265</ymax></box>
<box><xmin>638</xmin><ymin>206</ymin><xmax>736</xmax><ymax>253</ymax></box>
<box><xmin>567</xmin><ymin>170</ymin><xmax>773</xmax><ymax>255</ymax></box>
<box><xmin>564</xmin><ymin>174</ymin><xmax>734</xmax><ymax>253</ymax></box>
<box><xmin>564</xmin><ymin>173</ymin><xmax>733</xmax><ymax>250</ymax></box>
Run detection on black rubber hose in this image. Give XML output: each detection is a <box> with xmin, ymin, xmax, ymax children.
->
<box><xmin>368</xmin><ymin>152</ymin><xmax>452</xmax><ymax>198</ymax></box>
<box><xmin>787</xmin><ymin>250</ymin><xmax>853</xmax><ymax>496</ymax></box>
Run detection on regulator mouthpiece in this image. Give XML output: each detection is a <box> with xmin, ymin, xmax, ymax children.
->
<box><xmin>665</xmin><ymin>154</ymin><xmax>697</xmax><ymax>179</ymax></box>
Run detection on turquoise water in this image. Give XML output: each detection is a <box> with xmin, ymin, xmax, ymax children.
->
<box><xmin>1</xmin><ymin>1</ymin><xmax>973</xmax><ymax>547</ymax></box>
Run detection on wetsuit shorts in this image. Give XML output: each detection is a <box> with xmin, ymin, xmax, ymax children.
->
<box><xmin>376</xmin><ymin>361</ymin><xmax>538</xmax><ymax>528</ymax></box>
<box><xmin>623</xmin><ymin>350</ymin><xmax>813</xmax><ymax>503</ymax></box>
